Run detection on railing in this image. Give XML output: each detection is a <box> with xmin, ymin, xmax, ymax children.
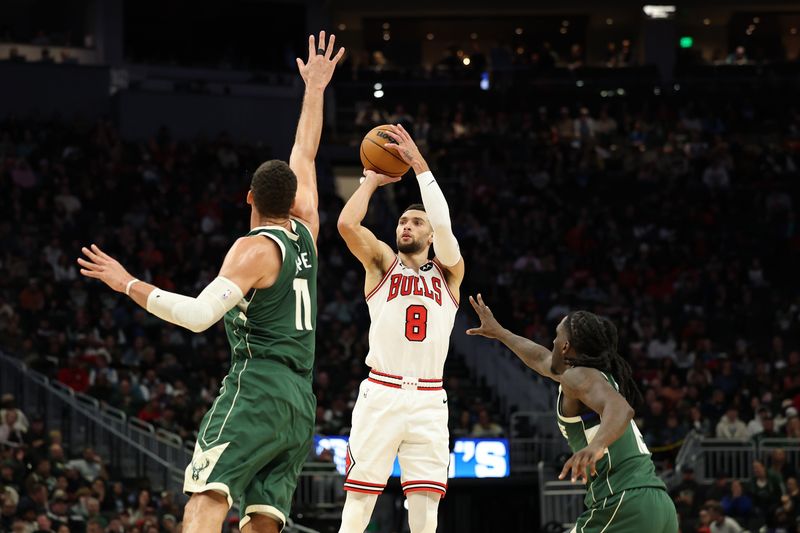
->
<box><xmin>452</xmin><ymin>315</ymin><xmax>553</xmax><ymax>419</ymax></box>
<box><xmin>673</xmin><ymin>430</ymin><xmax>702</xmax><ymax>469</ymax></box>
<box><xmin>759</xmin><ymin>438</ymin><xmax>800</xmax><ymax>467</ymax></box>
<box><xmin>0</xmin><ymin>351</ymin><xmax>335</xmax><ymax>532</ymax></box>
<box><xmin>660</xmin><ymin>430</ymin><xmax>703</xmax><ymax>490</ymax></box>
<box><xmin>694</xmin><ymin>438</ymin><xmax>757</xmax><ymax>482</ymax></box>
<box><xmin>511</xmin><ymin>437</ymin><xmax>570</xmax><ymax>474</ymax></box>
<box><xmin>0</xmin><ymin>352</ymin><xmax>189</xmax><ymax>494</ymax></box>
<box><xmin>292</xmin><ymin>466</ymin><xmax>344</xmax><ymax>528</ymax></box>
<box><xmin>668</xmin><ymin>434</ymin><xmax>800</xmax><ymax>485</ymax></box>
<box><xmin>510</xmin><ymin>411</ymin><xmax>562</xmax><ymax>439</ymax></box>
<box><xmin>509</xmin><ymin>411</ymin><xmax>570</xmax><ymax>474</ymax></box>
<box><xmin>538</xmin><ymin>461</ymin><xmax>586</xmax><ymax>531</ymax></box>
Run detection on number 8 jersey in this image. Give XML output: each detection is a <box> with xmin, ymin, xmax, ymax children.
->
<box><xmin>365</xmin><ymin>256</ymin><xmax>459</xmax><ymax>378</ymax></box>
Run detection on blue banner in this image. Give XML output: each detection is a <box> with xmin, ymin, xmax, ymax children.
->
<box><xmin>314</xmin><ymin>436</ymin><xmax>509</xmax><ymax>479</ymax></box>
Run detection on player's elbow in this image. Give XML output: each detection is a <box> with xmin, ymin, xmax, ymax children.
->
<box><xmin>173</xmin><ymin>302</ymin><xmax>217</xmax><ymax>333</ymax></box>
<box><xmin>606</xmin><ymin>398</ymin><xmax>634</xmax><ymax>423</ymax></box>
<box><xmin>337</xmin><ymin>217</ymin><xmax>358</xmax><ymax>236</ymax></box>
<box><xmin>432</xmin><ymin>233</ymin><xmax>461</xmax><ymax>267</ymax></box>
<box><xmin>185</xmin><ymin>323</ymin><xmax>209</xmax><ymax>334</ymax></box>
<box><xmin>624</xmin><ymin>404</ymin><xmax>635</xmax><ymax>422</ymax></box>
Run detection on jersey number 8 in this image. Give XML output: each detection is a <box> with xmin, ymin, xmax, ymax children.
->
<box><xmin>405</xmin><ymin>305</ymin><xmax>428</xmax><ymax>342</ymax></box>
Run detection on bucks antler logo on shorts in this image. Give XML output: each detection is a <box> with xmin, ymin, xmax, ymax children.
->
<box><xmin>191</xmin><ymin>458</ymin><xmax>211</xmax><ymax>481</ymax></box>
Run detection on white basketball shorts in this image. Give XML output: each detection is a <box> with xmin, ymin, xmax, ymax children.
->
<box><xmin>343</xmin><ymin>376</ymin><xmax>450</xmax><ymax>498</ymax></box>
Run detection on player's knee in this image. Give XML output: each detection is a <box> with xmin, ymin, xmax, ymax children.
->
<box><xmin>243</xmin><ymin>513</ymin><xmax>281</xmax><ymax>533</ymax></box>
<box><xmin>408</xmin><ymin>492</ymin><xmax>439</xmax><ymax>533</ymax></box>
<box><xmin>185</xmin><ymin>490</ymin><xmax>223</xmax><ymax>515</ymax></box>
<box><xmin>182</xmin><ymin>491</ymin><xmax>228</xmax><ymax>532</ymax></box>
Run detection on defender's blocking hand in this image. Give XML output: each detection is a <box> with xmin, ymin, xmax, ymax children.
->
<box><xmin>466</xmin><ymin>294</ymin><xmax>505</xmax><ymax>339</ymax></box>
<box><xmin>296</xmin><ymin>31</ymin><xmax>345</xmax><ymax>90</ymax></box>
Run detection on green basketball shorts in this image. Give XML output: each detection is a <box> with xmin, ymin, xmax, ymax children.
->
<box><xmin>183</xmin><ymin>359</ymin><xmax>315</xmax><ymax>530</ymax></box>
<box><xmin>570</xmin><ymin>487</ymin><xmax>678</xmax><ymax>533</ymax></box>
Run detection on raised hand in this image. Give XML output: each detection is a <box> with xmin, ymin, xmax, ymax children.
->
<box><xmin>466</xmin><ymin>294</ymin><xmax>505</xmax><ymax>339</ymax></box>
<box><xmin>363</xmin><ymin>169</ymin><xmax>402</xmax><ymax>187</ymax></box>
<box><xmin>296</xmin><ymin>30</ymin><xmax>345</xmax><ymax>91</ymax></box>
<box><xmin>558</xmin><ymin>443</ymin><xmax>605</xmax><ymax>484</ymax></box>
<box><xmin>77</xmin><ymin>244</ymin><xmax>136</xmax><ymax>294</ymax></box>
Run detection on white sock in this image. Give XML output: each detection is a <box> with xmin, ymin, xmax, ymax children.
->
<box><xmin>338</xmin><ymin>491</ymin><xmax>379</xmax><ymax>533</ymax></box>
<box><xmin>407</xmin><ymin>492</ymin><xmax>440</xmax><ymax>533</ymax></box>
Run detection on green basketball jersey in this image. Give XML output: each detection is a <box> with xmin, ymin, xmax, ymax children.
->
<box><xmin>223</xmin><ymin>220</ymin><xmax>317</xmax><ymax>380</ymax></box>
<box><xmin>556</xmin><ymin>372</ymin><xmax>666</xmax><ymax>508</ymax></box>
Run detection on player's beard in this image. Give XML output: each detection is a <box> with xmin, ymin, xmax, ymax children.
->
<box><xmin>397</xmin><ymin>236</ymin><xmax>425</xmax><ymax>255</ymax></box>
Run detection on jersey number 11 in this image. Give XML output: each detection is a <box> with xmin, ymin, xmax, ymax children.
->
<box><xmin>293</xmin><ymin>278</ymin><xmax>313</xmax><ymax>331</ymax></box>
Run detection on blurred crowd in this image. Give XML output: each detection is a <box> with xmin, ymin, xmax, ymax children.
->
<box><xmin>670</xmin><ymin>459</ymin><xmax>800</xmax><ymax>533</ymax></box>
<box><xmin>0</xmin><ymin>394</ymin><xmax>192</xmax><ymax>532</ymax></box>
<box><xmin>1</xmin><ymin>81</ymin><xmax>800</xmax><ymax>531</ymax></box>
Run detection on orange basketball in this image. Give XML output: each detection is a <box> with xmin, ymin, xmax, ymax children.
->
<box><xmin>360</xmin><ymin>125</ymin><xmax>411</xmax><ymax>178</ymax></box>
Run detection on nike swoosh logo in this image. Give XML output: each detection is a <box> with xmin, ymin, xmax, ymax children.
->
<box><xmin>442</xmin><ymin>399</ymin><xmax>448</xmax><ymax>404</ymax></box>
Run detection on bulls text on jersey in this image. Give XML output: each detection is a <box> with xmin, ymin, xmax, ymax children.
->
<box><xmin>386</xmin><ymin>273</ymin><xmax>443</xmax><ymax>306</ymax></box>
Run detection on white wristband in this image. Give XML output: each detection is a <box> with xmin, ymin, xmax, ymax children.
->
<box><xmin>125</xmin><ymin>278</ymin><xmax>140</xmax><ymax>296</ymax></box>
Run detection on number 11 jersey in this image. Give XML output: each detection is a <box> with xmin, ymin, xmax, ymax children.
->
<box><xmin>365</xmin><ymin>256</ymin><xmax>458</xmax><ymax>378</ymax></box>
<box><xmin>223</xmin><ymin>221</ymin><xmax>317</xmax><ymax>380</ymax></box>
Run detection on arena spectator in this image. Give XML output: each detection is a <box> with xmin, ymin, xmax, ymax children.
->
<box><xmin>706</xmin><ymin>501</ymin><xmax>744</xmax><ymax>533</ymax></box>
<box><xmin>65</xmin><ymin>448</ymin><xmax>106</xmax><ymax>483</ymax></box>
<box><xmin>715</xmin><ymin>409</ymin><xmax>749</xmax><ymax>440</ymax></box>
<box><xmin>471</xmin><ymin>409</ymin><xmax>504</xmax><ymax>438</ymax></box>
<box><xmin>752</xmin><ymin>413</ymin><xmax>781</xmax><ymax>444</ymax></box>
<box><xmin>749</xmin><ymin>460</ymin><xmax>784</xmax><ymax>518</ymax></box>
<box><xmin>720</xmin><ymin>480</ymin><xmax>753</xmax><ymax>523</ymax></box>
<box><xmin>747</xmin><ymin>407</ymin><xmax>770</xmax><ymax>437</ymax></box>
<box><xmin>769</xmin><ymin>448</ymin><xmax>797</xmax><ymax>481</ymax></box>
<box><xmin>0</xmin><ymin>410</ymin><xmax>25</xmax><ymax>447</ymax></box>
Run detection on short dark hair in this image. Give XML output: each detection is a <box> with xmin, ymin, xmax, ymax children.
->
<box><xmin>403</xmin><ymin>203</ymin><xmax>426</xmax><ymax>214</ymax></box>
<box><xmin>250</xmin><ymin>160</ymin><xmax>297</xmax><ymax>218</ymax></box>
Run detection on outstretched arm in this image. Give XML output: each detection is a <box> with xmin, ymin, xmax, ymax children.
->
<box><xmin>466</xmin><ymin>294</ymin><xmax>556</xmax><ymax>379</ymax></box>
<box><xmin>337</xmin><ymin>170</ymin><xmax>398</xmax><ymax>288</ymax></box>
<box><xmin>384</xmin><ymin>124</ymin><xmax>464</xmax><ymax>289</ymax></box>
<box><xmin>77</xmin><ymin>238</ymin><xmax>280</xmax><ymax>333</ymax></box>
<box><xmin>289</xmin><ymin>31</ymin><xmax>345</xmax><ymax>241</ymax></box>
<box><xmin>558</xmin><ymin>367</ymin><xmax>635</xmax><ymax>483</ymax></box>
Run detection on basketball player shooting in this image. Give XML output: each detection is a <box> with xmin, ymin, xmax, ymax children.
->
<box><xmin>336</xmin><ymin>124</ymin><xmax>465</xmax><ymax>533</ymax></box>
<box><xmin>467</xmin><ymin>298</ymin><xmax>678</xmax><ymax>533</ymax></box>
<box><xmin>76</xmin><ymin>31</ymin><xmax>343</xmax><ymax>533</ymax></box>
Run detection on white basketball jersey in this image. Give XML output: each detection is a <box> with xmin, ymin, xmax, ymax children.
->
<box><xmin>365</xmin><ymin>256</ymin><xmax>459</xmax><ymax>378</ymax></box>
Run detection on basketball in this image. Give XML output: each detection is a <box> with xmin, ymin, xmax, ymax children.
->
<box><xmin>360</xmin><ymin>125</ymin><xmax>411</xmax><ymax>177</ymax></box>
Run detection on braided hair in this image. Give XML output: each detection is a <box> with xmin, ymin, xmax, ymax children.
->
<box><xmin>562</xmin><ymin>311</ymin><xmax>643</xmax><ymax>407</ymax></box>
